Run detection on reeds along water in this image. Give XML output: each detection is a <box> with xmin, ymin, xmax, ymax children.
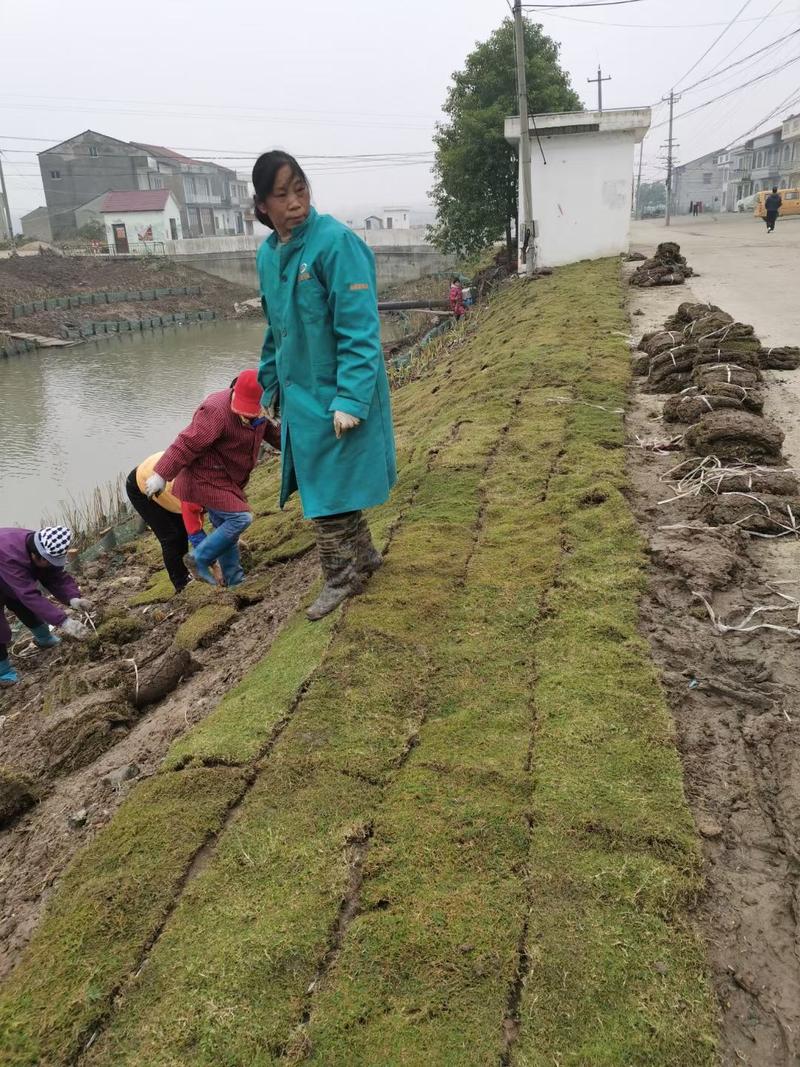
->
<box><xmin>41</xmin><ymin>474</ymin><xmax>132</xmax><ymax>552</ymax></box>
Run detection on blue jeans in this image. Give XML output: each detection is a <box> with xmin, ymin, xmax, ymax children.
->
<box><xmin>193</xmin><ymin>509</ymin><xmax>252</xmax><ymax>586</ymax></box>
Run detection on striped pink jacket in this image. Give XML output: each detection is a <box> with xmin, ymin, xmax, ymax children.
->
<box><xmin>155</xmin><ymin>389</ymin><xmax>266</xmax><ymax>513</ymax></box>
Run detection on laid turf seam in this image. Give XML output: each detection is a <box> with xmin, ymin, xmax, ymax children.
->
<box><xmin>500</xmin><ymin>437</ymin><xmax>572</xmax><ymax>1066</ymax></box>
<box><xmin>70</xmin><ymin>768</ymin><xmax>261</xmax><ymax>1062</ymax></box>
<box><xmin>286</xmin><ymin>821</ymin><xmax>375</xmax><ymax>1054</ymax></box>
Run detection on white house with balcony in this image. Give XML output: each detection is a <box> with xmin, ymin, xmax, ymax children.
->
<box><xmin>749</xmin><ymin>127</ymin><xmax>783</xmax><ymax>193</ymax></box>
<box><xmin>101</xmin><ymin>189</ymin><xmax>183</xmax><ymax>254</ymax></box>
<box><xmin>505</xmin><ymin>107</ymin><xmax>650</xmax><ymax>270</ymax></box>
<box><xmin>780</xmin><ymin>115</ymin><xmax>800</xmax><ymax>187</ymax></box>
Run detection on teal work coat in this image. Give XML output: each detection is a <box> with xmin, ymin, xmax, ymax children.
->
<box><xmin>257</xmin><ymin>208</ymin><xmax>397</xmax><ymax>519</ymax></box>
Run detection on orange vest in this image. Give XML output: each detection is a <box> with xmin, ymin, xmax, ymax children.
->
<box><xmin>135</xmin><ymin>452</ymin><xmax>181</xmax><ymax>514</ymax></box>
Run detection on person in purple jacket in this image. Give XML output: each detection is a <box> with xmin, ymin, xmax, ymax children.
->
<box><xmin>0</xmin><ymin>525</ymin><xmax>92</xmax><ymax>687</ymax></box>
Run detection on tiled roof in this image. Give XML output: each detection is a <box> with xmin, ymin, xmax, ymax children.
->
<box><xmin>133</xmin><ymin>143</ymin><xmax>201</xmax><ymax>165</ymax></box>
<box><xmin>100</xmin><ymin>190</ymin><xmax>171</xmax><ymax>213</ymax></box>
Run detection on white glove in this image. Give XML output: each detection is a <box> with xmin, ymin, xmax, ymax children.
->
<box><xmin>69</xmin><ymin>597</ymin><xmax>92</xmax><ymax>612</ymax></box>
<box><xmin>333</xmin><ymin>411</ymin><xmax>361</xmax><ymax>439</ymax></box>
<box><xmin>61</xmin><ymin>616</ymin><xmax>90</xmax><ymax>640</ymax></box>
<box><xmin>145</xmin><ymin>472</ymin><xmax>166</xmax><ymax>498</ymax></box>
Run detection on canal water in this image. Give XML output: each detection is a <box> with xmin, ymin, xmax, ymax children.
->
<box><xmin>2</xmin><ymin>316</ymin><xmax>413</xmax><ymax>529</ymax></box>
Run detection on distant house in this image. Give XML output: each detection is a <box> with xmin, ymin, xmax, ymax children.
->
<box><xmin>672</xmin><ymin>150</ymin><xmax>725</xmax><ymax>215</ymax></box>
<box><xmin>100</xmin><ymin>190</ymin><xmax>183</xmax><ymax>254</ymax></box>
<box><xmin>130</xmin><ymin>143</ymin><xmax>249</xmax><ymax>237</ymax></box>
<box><xmin>364</xmin><ymin>215</ymin><xmax>383</xmax><ymax>230</ymax></box>
<box><xmin>38</xmin><ymin>130</ymin><xmax>249</xmax><ymax>239</ymax></box>
<box><xmin>781</xmin><ymin>114</ymin><xmax>800</xmax><ymax>187</ymax></box>
<box><xmin>749</xmin><ymin>127</ymin><xmax>783</xmax><ymax>193</ymax></box>
<box><xmin>20</xmin><ymin>206</ymin><xmax>52</xmax><ymax>243</ymax></box>
<box><xmin>382</xmin><ymin>206</ymin><xmax>410</xmax><ymax>230</ymax></box>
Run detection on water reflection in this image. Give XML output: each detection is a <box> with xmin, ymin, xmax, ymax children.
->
<box><xmin>1</xmin><ymin>315</ymin><xmax>411</xmax><ymax>528</ymax></box>
<box><xmin>1</xmin><ymin>321</ymin><xmax>265</xmax><ymax>528</ymax></box>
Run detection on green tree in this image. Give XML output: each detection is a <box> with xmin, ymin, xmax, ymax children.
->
<box><xmin>428</xmin><ymin>17</ymin><xmax>581</xmax><ymax>261</ymax></box>
<box><xmin>77</xmin><ymin>220</ymin><xmax>106</xmax><ymax>241</ymax></box>
<box><xmin>637</xmin><ymin>181</ymin><xmax>666</xmax><ymax>210</ymax></box>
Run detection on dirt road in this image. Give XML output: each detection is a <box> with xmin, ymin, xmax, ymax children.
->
<box><xmin>626</xmin><ymin>227</ymin><xmax>800</xmax><ymax>1066</ymax></box>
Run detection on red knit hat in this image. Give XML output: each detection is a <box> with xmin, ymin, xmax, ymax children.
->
<box><xmin>231</xmin><ymin>369</ymin><xmax>263</xmax><ymax>418</ymax></box>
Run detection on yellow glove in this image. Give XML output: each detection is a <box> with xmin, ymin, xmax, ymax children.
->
<box><xmin>333</xmin><ymin>411</ymin><xmax>361</xmax><ymax>439</ymax></box>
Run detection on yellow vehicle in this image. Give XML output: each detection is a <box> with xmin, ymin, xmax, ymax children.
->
<box><xmin>754</xmin><ymin>188</ymin><xmax>800</xmax><ymax>217</ymax></box>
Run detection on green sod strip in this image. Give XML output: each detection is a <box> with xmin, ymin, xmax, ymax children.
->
<box><xmin>0</xmin><ymin>768</ymin><xmax>249</xmax><ymax>1067</ymax></box>
<box><xmin>510</xmin><ymin>293</ymin><xmax>717</xmax><ymax>1062</ymax></box>
<box><xmin>164</xmin><ymin>610</ymin><xmax>337</xmax><ymax>768</ymax></box>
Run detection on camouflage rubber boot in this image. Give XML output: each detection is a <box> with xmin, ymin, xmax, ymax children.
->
<box><xmin>307</xmin><ymin>511</ymin><xmax>364</xmax><ymax>622</ymax></box>
<box><xmin>355</xmin><ymin>516</ymin><xmax>383</xmax><ymax>577</ymax></box>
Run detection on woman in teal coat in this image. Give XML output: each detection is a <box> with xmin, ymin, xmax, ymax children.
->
<box><xmin>254</xmin><ymin>151</ymin><xmax>397</xmax><ymax>620</ymax></box>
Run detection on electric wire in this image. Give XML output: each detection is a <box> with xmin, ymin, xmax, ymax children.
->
<box><xmin>680</xmin><ymin>25</ymin><xmax>799</xmax><ymax>94</ymax></box>
<box><xmin>701</xmin><ymin>0</ymin><xmax>784</xmax><ymax>79</ymax></box>
<box><xmin>522</xmin><ymin>0</ymin><xmax>649</xmax><ymax>7</ymax></box>
<box><xmin>672</xmin><ymin>0</ymin><xmax>755</xmax><ymax>89</ymax></box>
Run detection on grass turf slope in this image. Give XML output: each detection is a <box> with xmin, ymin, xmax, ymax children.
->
<box><xmin>0</xmin><ymin>261</ymin><xmax>717</xmax><ymax>1066</ymax></box>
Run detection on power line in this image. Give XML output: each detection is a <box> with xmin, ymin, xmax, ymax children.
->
<box><xmin>0</xmin><ymin>92</ymin><xmax>438</xmax><ymax>124</ymax></box>
<box><xmin>0</xmin><ymin>138</ymin><xmax>435</xmax><ymax>163</ymax></box>
<box><xmin>535</xmin><ymin>9</ymin><xmax>791</xmax><ymax>28</ymax></box>
<box><xmin>701</xmin><ymin>0</ymin><xmax>784</xmax><ymax>79</ymax></box>
<box><xmin>724</xmin><ymin>86</ymin><xmax>800</xmax><ymax>148</ymax></box>
<box><xmin>0</xmin><ymin>102</ymin><xmax>434</xmax><ymax>133</ymax></box>
<box><xmin>680</xmin><ymin>26</ymin><xmax>799</xmax><ymax>94</ymax></box>
<box><xmin>522</xmin><ymin>0</ymin><xmax>649</xmax><ymax>7</ymax></box>
<box><xmin>650</xmin><ymin>51</ymin><xmax>800</xmax><ymax>131</ymax></box>
<box><xmin>672</xmin><ymin>0</ymin><xmax>754</xmax><ymax>89</ymax></box>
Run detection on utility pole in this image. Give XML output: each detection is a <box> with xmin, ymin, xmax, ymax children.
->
<box><xmin>513</xmin><ymin>0</ymin><xmax>535</xmax><ymax>275</ymax></box>
<box><xmin>0</xmin><ymin>151</ymin><xmax>14</xmax><ymax>248</ymax></box>
<box><xmin>634</xmin><ymin>140</ymin><xmax>644</xmax><ymax>219</ymax></box>
<box><xmin>663</xmin><ymin>88</ymin><xmax>679</xmax><ymax>228</ymax></box>
<box><xmin>587</xmin><ymin>65</ymin><xmax>611</xmax><ymax>112</ymax></box>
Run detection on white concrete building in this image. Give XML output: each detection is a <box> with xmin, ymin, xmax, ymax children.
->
<box><xmin>505</xmin><ymin>107</ymin><xmax>651</xmax><ymax>270</ymax></box>
<box><xmin>100</xmin><ymin>189</ymin><xmax>183</xmax><ymax>254</ymax></box>
<box><xmin>672</xmin><ymin>149</ymin><xmax>726</xmax><ymax>215</ymax></box>
<box><xmin>382</xmin><ymin>206</ymin><xmax>410</xmax><ymax>230</ymax></box>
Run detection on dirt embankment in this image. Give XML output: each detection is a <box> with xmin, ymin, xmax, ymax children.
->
<box><xmin>627</xmin><ymin>269</ymin><xmax>800</xmax><ymax>1066</ymax></box>
<box><xmin>0</xmin><ymin>465</ymin><xmax>316</xmax><ymax>978</ymax></box>
<box><xmin>0</xmin><ymin>254</ymin><xmax>257</xmax><ymax>338</ymax></box>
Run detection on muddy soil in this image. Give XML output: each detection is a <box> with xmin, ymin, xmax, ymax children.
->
<box><xmin>0</xmin><ymin>254</ymin><xmax>256</xmax><ymax>332</ymax></box>
<box><xmin>627</xmin><ymin>271</ymin><xmax>800</xmax><ymax>1066</ymax></box>
<box><xmin>0</xmin><ymin>534</ymin><xmax>316</xmax><ymax>978</ymax></box>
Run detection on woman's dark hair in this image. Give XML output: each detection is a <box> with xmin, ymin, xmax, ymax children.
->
<box><xmin>252</xmin><ymin>151</ymin><xmax>310</xmax><ymax>229</ymax></box>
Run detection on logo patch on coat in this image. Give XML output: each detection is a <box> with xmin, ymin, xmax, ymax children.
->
<box><xmin>349</xmin><ymin>283</ymin><xmax>369</xmax><ymax>291</ymax></box>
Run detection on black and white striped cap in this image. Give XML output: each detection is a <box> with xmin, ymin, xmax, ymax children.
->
<box><xmin>34</xmin><ymin>526</ymin><xmax>73</xmax><ymax>567</ymax></box>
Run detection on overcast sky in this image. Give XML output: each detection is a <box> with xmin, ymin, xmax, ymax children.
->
<box><xmin>3</xmin><ymin>0</ymin><xmax>800</xmax><ymax>227</ymax></box>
